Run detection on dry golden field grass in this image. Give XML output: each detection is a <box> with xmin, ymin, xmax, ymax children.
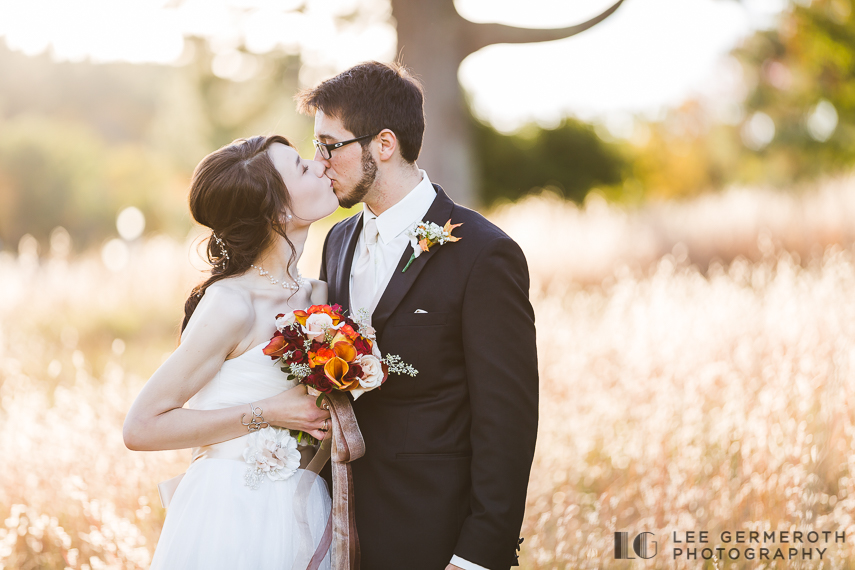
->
<box><xmin>4</xmin><ymin>176</ymin><xmax>855</xmax><ymax>569</ymax></box>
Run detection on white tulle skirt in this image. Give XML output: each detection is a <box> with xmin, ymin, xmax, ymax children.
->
<box><xmin>151</xmin><ymin>458</ymin><xmax>331</xmax><ymax>570</ymax></box>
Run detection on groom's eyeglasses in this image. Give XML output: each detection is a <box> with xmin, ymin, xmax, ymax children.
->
<box><xmin>313</xmin><ymin>133</ymin><xmax>378</xmax><ymax>160</ymax></box>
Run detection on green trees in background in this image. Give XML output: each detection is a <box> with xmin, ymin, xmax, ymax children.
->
<box><xmin>475</xmin><ymin>118</ymin><xmax>627</xmax><ymax>205</ymax></box>
<box><xmin>0</xmin><ymin>41</ymin><xmax>309</xmax><ymax>251</ymax></box>
<box><xmin>1</xmin><ymin>0</ymin><xmax>854</xmax><ymax>250</ymax></box>
<box><xmin>0</xmin><ymin>116</ymin><xmax>179</xmax><ymax>249</ymax></box>
<box><xmin>0</xmin><ymin>46</ymin><xmax>188</xmax><ymax>250</ymax></box>
<box><xmin>0</xmin><ymin>47</ymin><xmax>182</xmax><ymax>250</ymax></box>
<box><xmin>639</xmin><ymin>0</ymin><xmax>855</xmax><ymax>197</ymax></box>
<box><xmin>167</xmin><ymin>38</ymin><xmax>309</xmax><ymax>168</ymax></box>
<box><xmin>733</xmin><ymin>0</ymin><xmax>855</xmax><ymax>180</ymax></box>
<box><xmin>476</xmin><ymin>0</ymin><xmax>855</xmax><ymax>204</ymax></box>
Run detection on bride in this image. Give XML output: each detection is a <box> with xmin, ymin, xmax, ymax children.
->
<box><xmin>123</xmin><ymin>134</ymin><xmax>339</xmax><ymax>569</ymax></box>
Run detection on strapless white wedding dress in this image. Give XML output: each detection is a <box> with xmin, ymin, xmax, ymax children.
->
<box><xmin>150</xmin><ymin>343</ymin><xmax>331</xmax><ymax>570</ymax></box>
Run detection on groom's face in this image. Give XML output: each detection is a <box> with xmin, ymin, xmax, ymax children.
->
<box><xmin>313</xmin><ymin>110</ymin><xmax>377</xmax><ymax>209</ymax></box>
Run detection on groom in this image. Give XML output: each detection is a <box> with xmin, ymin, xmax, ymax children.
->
<box><xmin>299</xmin><ymin>61</ymin><xmax>538</xmax><ymax>570</ymax></box>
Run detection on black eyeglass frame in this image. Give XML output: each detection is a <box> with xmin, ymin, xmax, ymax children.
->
<box><xmin>312</xmin><ymin>132</ymin><xmax>379</xmax><ymax>160</ymax></box>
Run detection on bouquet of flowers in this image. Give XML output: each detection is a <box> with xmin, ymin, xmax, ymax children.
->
<box><xmin>262</xmin><ymin>304</ymin><xmax>417</xmax><ymax>405</ymax></box>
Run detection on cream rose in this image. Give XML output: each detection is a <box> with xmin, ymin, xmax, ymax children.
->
<box><xmin>359</xmin><ymin>324</ymin><xmax>377</xmax><ymax>340</ymax></box>
<box><xmin>356</xmin><ymin>354</ymin><xmax>384</xmax><ymax>390</ymax></box>
<box><xmin>302</xmin><ymin>313</ymin><xmax>333</xmax><ymax>341</ymax></box>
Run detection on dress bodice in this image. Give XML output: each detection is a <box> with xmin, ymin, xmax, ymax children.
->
<box><xmin>187</xmin><ymin>343</ymin><xmax>297</xmax><ymax>463</ymax></box>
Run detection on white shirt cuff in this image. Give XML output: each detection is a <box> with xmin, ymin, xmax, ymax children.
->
<box><xmin>450</xmin><ymin>554</ymin><xmax>489</xmax><ymax>570</ymax></box>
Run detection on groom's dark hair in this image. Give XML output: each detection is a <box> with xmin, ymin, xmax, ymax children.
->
<box><xmin>296</xmin><ymin>61</ymin><xmax>425</xmax><ymax>163</ymax></box>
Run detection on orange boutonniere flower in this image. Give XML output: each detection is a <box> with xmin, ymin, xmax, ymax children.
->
<box><xmin>403</xmin><ymin>218</ymin><xmax>462</xmax><ymax>272</ymax></box>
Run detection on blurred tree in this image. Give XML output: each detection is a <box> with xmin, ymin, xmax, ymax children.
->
<box><xmin>0</xmin><ymin>41</ymin><xmax>310</xmax><ymax>251</ymax></box>
<box><xmin>390</xmin><ymin>0</ymin><xmax>625</xmax><ymax>206</ymax></box>
<box><xmin>0</xmin><ymin>45</ymin><xmax>169</xmax><ymax>143</ymax></box>
<box><xmin>146</xmin><ymin>38</ymin><xmax>309</xmax><ymax>170</ymax></box>
<box><xmin>0</xmin><ymin>46</ymin><xmax>187</xmax><ymax>250</ymax></box>
<box><xmin>620</xmin><ymin>100</ymin><xmax>739</xmax><ymax>200</ymax></box>
<box><xmin>580</xmin><ymin>0</ymin><xmax>855</xmax><ymax>202</ymax></box>
<box><xmin>730</xmin><ymin>0</ymin><xmax>855</xmax><ymax>181</ymax></box>
<box><xmin>0</xmin><ymin>115</ymin><xmax>183</xmax><ymax>249</ymax></box>
<box><xmin>190</xmin><ymin>39</ymin><xmax>307</xmax><ymax>151</ymax></box>
<box><xmin>474</xmin><ymin>117</ymin><xmax>627</xmax><ymax>205</ymax></box>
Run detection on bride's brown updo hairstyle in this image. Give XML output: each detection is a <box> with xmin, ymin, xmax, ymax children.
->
<box><xmin>181</xmin><ymin>135</ymin><xmax>296</xmax><ymax>332</ymax></box>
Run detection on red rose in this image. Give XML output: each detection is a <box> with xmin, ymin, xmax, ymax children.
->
<box><xmin>286</xmin><ymin>350</ymin><xmax>306</xmax><ymax>365</ymax></box>
<box><xmin>305</xmin><ymin>369</ymin><xmax>334</xmax><ymax>393</ymax></box>
<box><xmin>353</xmin><ymin>337</ymin><xmax>372</xmax><ymax>356</ymax></box>
<box><xmin>281</xmin><ymin>326</ymin><xmax>303</xmax><ymax>343</ymax></box>
<box><xmin>343</xmin><ymin>363</ymin><xmax>363</xmax><ymax>381</ymax></box>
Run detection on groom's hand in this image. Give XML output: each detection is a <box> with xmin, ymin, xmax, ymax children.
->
<box><xmin>444</xmin><ymin>565</ymin><xmax>464</xmax><ymax>570</ymax></box>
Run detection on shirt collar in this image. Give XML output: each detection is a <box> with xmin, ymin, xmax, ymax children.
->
<box><xmin>362</xmin><ymin>170</ymin><xmax>436</xmax><ymax>245</ymax></box>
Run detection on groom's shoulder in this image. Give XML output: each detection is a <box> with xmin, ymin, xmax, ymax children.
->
<box><xmin>450</xmin><ymin>202</ymin><xmax>517</xmax><ymax>252</ymax></box>
<box><xmin>445</xmin><ymin>200</ymin><xmax>532</xmax><ymax>273</ymax></box>
<box><xmin>325</xmin><ymin>211</ymin><xmax>362</xmax><ymax>242</ymax></box>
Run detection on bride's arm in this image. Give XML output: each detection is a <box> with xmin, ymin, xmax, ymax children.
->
<box><xmin>122</xmin><ymin>287</ymin><xmax>330</xmax><ymax>451</ymax></box>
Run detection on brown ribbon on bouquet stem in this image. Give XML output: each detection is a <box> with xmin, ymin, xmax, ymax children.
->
<box><xmin>295</xmin><ymin>391</ymin><xmax>365</xmax><ymax>570</ymax></box>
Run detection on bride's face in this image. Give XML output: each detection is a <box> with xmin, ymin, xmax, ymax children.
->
<box><xmin>268</xmin><ymin>142</ymin><xmax>339</xmax><ymax>224</ymax></box>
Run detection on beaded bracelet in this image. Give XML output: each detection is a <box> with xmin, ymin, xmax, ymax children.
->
<box><xmin>241</xmin><ymin>403</ymin><xmax>269</xmax><ymax>432</ymax></box>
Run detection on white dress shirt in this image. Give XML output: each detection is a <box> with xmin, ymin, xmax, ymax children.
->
<box><xmin>349</xmin><ymin>169</ymin><xmax>436</xmax><ymax>315</ymax></box>
<box><xmin>348</xmin><ymin>171</ymin><xmax>488</xmax><ymax>570</ymax></box>
<box><xmin>449</xmin><ymin>555</ymin><xmax>488</xmax><ymax>570</ymax></box>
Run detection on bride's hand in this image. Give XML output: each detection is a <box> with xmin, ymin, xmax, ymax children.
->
<box><xmin>260</xmin><ymin>384</ymin><xmax>332</xmax><ymax>440</ymax></box>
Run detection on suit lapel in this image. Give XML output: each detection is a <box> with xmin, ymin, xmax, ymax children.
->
<box><xmin>371</xmin><ymin>185</ymin><xmax>455</xmax><ymax>335</ymax></box>
<box><xmin>334</xmin><ymin>212</ymin><xmax>363</xmax><ymax>318</ymax></box>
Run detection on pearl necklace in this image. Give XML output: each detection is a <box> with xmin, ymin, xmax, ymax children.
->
<box><xmin>250</xmin><ymin>264</ymin><xmax>305</xmax><ymax>291</ymax></box>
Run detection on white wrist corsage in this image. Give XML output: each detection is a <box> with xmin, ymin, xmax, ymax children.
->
<box><xmin>242</xmin><ymin>426</ymin><xmax>301</xmax><ymax>489</ymax></box>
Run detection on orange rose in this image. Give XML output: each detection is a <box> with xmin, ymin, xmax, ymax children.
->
<box><xmin>339</xmin><ymin>323</ymin><xmax>359</xmax><ymax>341</ymax></box>
<box><xmin>309</xmin><ymin>346</ymin><xmax>335</xmax><ymax>367</ymax></box>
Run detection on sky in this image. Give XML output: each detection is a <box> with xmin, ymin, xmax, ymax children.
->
<box><xmin>0</xmin><ymin>0</ymin><xmax>788</xmax><ymax>132</ymax></box>
<box><xmin>458</xmin><ymin>0</ymin><xmax>787</xmax><ymax>131</ymax></box>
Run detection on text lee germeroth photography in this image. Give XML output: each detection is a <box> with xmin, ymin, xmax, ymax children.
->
<box><xmin>616</xmin><ymin>530</ymin><xmax>847</xmax><ymax>562</ymax></box>
<box><xmin>4</xmin><ymin>0</ymin><xmax>855</xmax><ymax>568</ymax></box>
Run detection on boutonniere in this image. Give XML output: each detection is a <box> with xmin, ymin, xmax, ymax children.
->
<box><xmin>403</xmin><ymin>219</ymin><xmax>462</xmax><ymax>272</ymax></box>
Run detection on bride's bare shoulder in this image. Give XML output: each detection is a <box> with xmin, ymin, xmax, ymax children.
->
<box><xmin>186</xmin><ymin>281</ymin><xmax>254</xmax><ymax>336</ymax></box>
<box><xmin>306</xmin><ymin>278</ymin><xmax>328</xmax><ymax>305</ymax></box>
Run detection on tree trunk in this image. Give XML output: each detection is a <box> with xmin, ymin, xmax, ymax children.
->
<box><xmin>390</xmin><ymin>0</ymin><xmax>625</xmax><ymax>207</ymax></box>
<box><xmin>391</xmin><ymin>0</ymin><xmax>476</xmax><ymax>205</ymax></box>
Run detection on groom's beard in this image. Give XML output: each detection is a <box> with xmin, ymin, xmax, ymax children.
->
<box><xmin>338</xmin><ymin>144</ymin><xmax>377</xmax><ymax>209</ymax></box>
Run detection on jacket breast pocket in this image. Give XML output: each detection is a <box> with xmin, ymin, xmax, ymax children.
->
<box><xmin>394</xmin><ymin>311</ymin><xmax>449</xmax><ymax>327</ymax></box>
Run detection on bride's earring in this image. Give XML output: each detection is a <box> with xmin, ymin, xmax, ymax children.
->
<box><xmin>285</xmin><ymin>213</ymin><xmax>293</xmax><ymax>222</ymax></box>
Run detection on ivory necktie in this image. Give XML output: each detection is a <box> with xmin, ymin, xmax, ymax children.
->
<box><xmin>350</xmin><ymin>216</ymin><xmax>379</xmax><ymax>316</ymax></box>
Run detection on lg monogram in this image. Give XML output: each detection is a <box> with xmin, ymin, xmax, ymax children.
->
<box><xmin>614</xmin><ymin>532</ymin><xmax>658</xmax><ymax>559</ymax></box>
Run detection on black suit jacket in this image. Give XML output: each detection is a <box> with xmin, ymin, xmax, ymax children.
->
<box><xmin>319</xmin><ymin>185</ymin><xmax>538</xmax><ymax>570</ymax></box>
